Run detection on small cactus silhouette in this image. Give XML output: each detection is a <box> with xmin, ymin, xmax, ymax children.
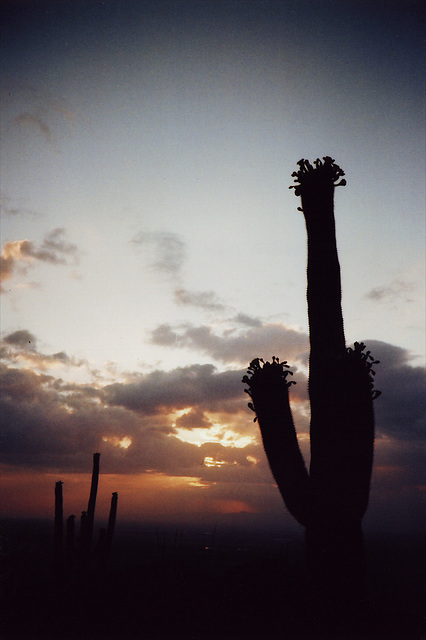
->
<box><xmin>243</xmin><ymin>157</ymin><xmax>380</xmax><ymax>623</ymax></box>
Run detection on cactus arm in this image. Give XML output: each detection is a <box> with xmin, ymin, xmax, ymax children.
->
<box><xmin>331</xmin><ymin>343</ymin><xmax>378</xmax><ymax>521</ymax></box>
<box><xmin>243</xmin><ymin>358</ymin><xmax>311</xmax><ymax>527</ymax></box>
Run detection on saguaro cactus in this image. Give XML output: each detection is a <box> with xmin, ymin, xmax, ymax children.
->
<box><xmin>105</xmin><ymin>492</ymin><xmax>118</xmax><ymax>558</ymax></box>
<box><xmin>81</xmin><ymin>452</ymin><xmax>100</xmax><ymax>558</ymax></box>
<box><xmin>86</xmin><ymin>452</ymin><xmax>101</xmax><ymax>544</ymax></box>
<box><xmin>243</xmin><ymin>157</ymin><xmax>380</xmax><ymax>622</ymax></box>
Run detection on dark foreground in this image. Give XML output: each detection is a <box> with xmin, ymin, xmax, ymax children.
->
<box><xmin>0</xmin><ymin>519</ymin><xmax>424</xmax><ymax>640</ymax></box>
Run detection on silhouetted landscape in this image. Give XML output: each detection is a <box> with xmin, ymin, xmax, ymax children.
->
<box><xmin>2</xmin><ymin>3</ymin><xmax>425</xmax><ymax>638</ymax></box>
<box><xmin>1</xmin><ymin>518</ymin><xmax>425</xmax><ymax>639</ymax></box>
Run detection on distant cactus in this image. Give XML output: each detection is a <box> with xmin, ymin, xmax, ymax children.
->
<box><xmin>81</xmin><ymin>452</ymin><xmax>100</xmax><ymax>558</ymax></box>
<box><xmin>105</xmin><ymin>492</ymin><xmax>118</xmax><ymax>559</ymax></box>
<box><xmin>54</xmin><ymin>481</ymin><xmax>64</xmax><ymax>579</ymax></box>
<box><xmin>65</xmin><ymin>515</ymin><xmax>75</xmax><ymax>569</ymax></box>
<box><xmin>243</xmin><ymin>158</ymin><xmax>380</xmax><ymax>623</ymax></box>
<box><xmin>97</xmin><ymin>492</ymin><xmax>119</xmax><ymax>571</ymax></box>
<box><xmin>54</xmin><ymin>454</ymin><xmax>118</xmax><ymax>578</ymax></box>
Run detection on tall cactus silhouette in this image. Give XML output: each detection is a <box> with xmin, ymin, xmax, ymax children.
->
<box><xmin>243</xmin><ymin>157</ymin><xmax>380</xmax><ymax>623</ymax></box>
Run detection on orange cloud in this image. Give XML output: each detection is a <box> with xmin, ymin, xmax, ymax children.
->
<box><xmin>1</xmin><ymin>229</ymin><xmax>78</xmax><ymax>292</ymax></box>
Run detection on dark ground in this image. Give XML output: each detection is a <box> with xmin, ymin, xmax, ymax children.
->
<box><xmin>0</xmin><ymin>519</ymin><xmax>424</xmax><ymax>639</ymax></box>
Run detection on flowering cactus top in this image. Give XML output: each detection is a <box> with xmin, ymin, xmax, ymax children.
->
<box><xmin>344</xmin><ymin>341</ymin><xmax>381</xmax><ymax>400</ymax></box>
<box><xmin>289</xmin><ymin>156</ymin><xmax>346</xmax><ymax>197</ymax></box>
<box><xmin>242</xmin><ymin>356</ymin><xmax>295</xmax><ymax>421</ymax></box>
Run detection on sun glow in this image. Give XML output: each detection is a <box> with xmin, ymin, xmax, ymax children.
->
<box><xmin>173</xmin><ymin>420</ymin><xmax>256</xmax><ymax>449</ymax></box>
<box><xmin>203</xmin><ymin>456</ymin><xmax>225</xmax><ymax>468</ymax></box>
<box><xmin>102</xmin><ymin>435</ymin><xmax>132</xmax><ymax>449</ymax></box>
<box><xmin>174</xmin><ymin>425</ymin><xmax>254</xmax><ymax>448</ymax></box>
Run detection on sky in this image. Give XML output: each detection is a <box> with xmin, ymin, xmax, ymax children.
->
<box><xmin>1</xmin><ymin>0</ymin><xmax>425</xmax><ymax>535</ymax></box>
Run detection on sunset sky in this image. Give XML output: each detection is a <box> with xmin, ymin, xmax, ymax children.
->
<box><xmin>1</xmin><ymin>0</ymin><xmax>425</xmax><ymax>535</ymax></box>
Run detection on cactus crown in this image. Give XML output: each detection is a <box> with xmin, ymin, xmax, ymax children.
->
<box><xmin>289</xmin><ymin>156</ymin><xmax>346</xmax><ymax>197</ymax></box>
<box><xmin>344</xmin><ymin>341</ymin><xmax>381</xmax><ymax>399</ymax></box>
<box><xmin>242</xmin><ymin>357</ymin><xmax>295</xmax><ymax>421</ymax></box>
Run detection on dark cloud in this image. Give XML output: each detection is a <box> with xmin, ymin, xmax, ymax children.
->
<box><xmin>0</xmin><ymin>363</ymin><xmax>144</xmax><ymax>471</ymax></box>
<box><xmin>150</xmin><ymin>320</ymin><xmax>309</xmax><ymax>366</ymax></box>
<box><xmin>174</xmin><ymin>288</ymin><xmax>225</xmax><ymax>311</ymax></box>
<box><xmin>0</xmin><ymin>360</ymin><xmax>263</xmax><ymax>480</ymax></box>
<box><xmin>365</xmin><ymin>279</ymin><xmax>416</xmax><ymax>303</ymax></box>
<box><xmin>1</xmin><ymin>330</ymin><xmax>424</xmax><ymax>532</ymax></box>
<box><xmin>366</xmin><ymin>340</ymin><xmax>426</xmax><ymax>441</ymax></box>
<box><xmin>234</xmin><ymin>313</ymin><xmax>263</xmax><ymax>328</ymax></box>
<box><xmin>103</xmin><ymin>364</ymin><xmax>243</xmax><ymax>414</ymax></box>
<box><xmin>1</xmin><ymin>331</ymin><xmax>86</xmax><ymax>371</ymax></box>
<box><xmin>131</xmin><ymin>231</ymin><xmax>186</xmax><ymax>276</ymax></box>
<box><xmin>3</xmin><ymin>329</ymin><xmax>36</xmax><ymax>349</ymax></box>
<box><xmin>0</xmin><ymin>228</ymin><xmax>79</xmax><ymax>291</ymax></box>
<box><xmin>175</xmin><ymin>407</ymin><xmax>212</xmax><ymax>430</ymax></box>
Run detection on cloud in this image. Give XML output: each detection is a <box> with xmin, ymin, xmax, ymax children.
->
<box><xmin>3</xmin><ymin>329</ymin><xmax>36</xmax><ymax>349</ymax></box>
<box><xmin>0</xmin><ymin>363</ymin><xmax>139</xmax><ymax>471</ymax></box>
<box><xmin>0</xmin><ymin>330</ymin><xmax>424</xmax><ymax>532</ymax></box>
<box><xmin>0</xmin><ymin>331</ymin><xmax>265</xmax><ymax>478</ymax></box>
<box><xmin>175</xmin><ymin>407</ymin><xmax>213</xmax><ymax>429</ymax></box>
<box><xmin>150</xmin><ymin>320</ymin><xmax>309</xmax><ymax>366</ymax></box>
<box><xmin>0</xmin><ymin>357</ymin><xmax>263</xmax><ymax>481</ymax></box>
<box><xmin>1</xmin><ymin>330</ymin><xmax>86</xmax><ymax>371</ymax></box>
<box><xmin>365</xmin><ymin>279</ymin><xmax>416</xmax><ymax>303</ymax></box>
<box><xmin>174</xmin><ymin>288</ymin><xmax>225</xmax><ymax>311</ymax></box>
<box><xmin>0</xmin><ymin>193</ymin><xmax>39</xmax><ymax>218</ymax></box>
<box><xmin>0</xmin><ymin>228</ymin><xmax>78</xmax><ymax>291</ymax></box>
<box><xmin>38</xmin><ymin>227</ymin><xmax>78</xmax><ymax>260</ymax></box>
<box><xmin>234</xmin><ymin>313</ymin><xmax>263</xmax><ymax>328</ymax></box>
<box><xmin>14</xmin><ymin>113</ymin><xmax>52</xmax><ymax>141</ymax></box>
<box><xmin>103</xmin><ymin>364</ymin><xmax>244</xmax><ymax>415</ymax></box>
<box><xmin>366</xmin><ymin>340</ymin><xmax>426</xmax><ymax>441</ymax></box>
<box><xmin>5</xmin><ymin>83</ymin><xmax>77</xmax><ymax>147</ymax></box>
<box><xmin>131</xmin><ymin>231</ymin><xmax>186</xmax><ymax>277</ymax></box>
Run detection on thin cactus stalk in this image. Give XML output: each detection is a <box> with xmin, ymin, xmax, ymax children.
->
<box><xmin>66</xmin><ymin>514</ymin><xmax>75</xmax><ymax>569</ymax></box>
<box><xmin>86</xmin><ymin>452</ymin><xmax>100</xmax><ymax>545</ymax></box>
<box><xmin>54</xmin><ymin>481</ymin><xmax>64</xmax><ymax>578</ymax></box>
<box><xmin>80</xmin><ymin>509</ymin><xmax>88</xmax><ymax>555</ymax></box>
<box><xmin>97</xmin><ymin>491</ymin><xmax>119</xmax><ymax>571</ymax></box>
<box><xmin>81</xmin><ymin>452</ymin><xmax>100</xmax><ymax>558</ymax></box>
<box><xmin>105</xmin><ymin>492</ymin><xmax>118</xmax><ymax>558</ymax></box>
<box><xmin>243</xmin><ymin>157</ymin><xmax>380</xmax><ymax>624</ymax></box>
